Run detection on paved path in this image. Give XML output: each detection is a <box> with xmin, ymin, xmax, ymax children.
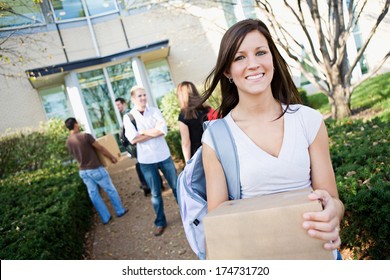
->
<box><xmin>85</xmin><ymin>156</ymin><xmax>197</xmax><ymax>260</ymax></box>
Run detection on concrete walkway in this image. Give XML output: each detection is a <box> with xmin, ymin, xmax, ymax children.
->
<box><xmin>85</xmin><ymin>156</ymin><xmax>196</xmax><ymax>260</ymax></box>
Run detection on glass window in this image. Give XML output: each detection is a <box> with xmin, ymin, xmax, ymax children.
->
<box><xmin>106</xmin><ymin>60</ymin><xmax>136</xmax><ymax>107</ymax></box>
<box><xmin>51</xmin><ymin>0</ymin><xmax>85</xmax><ymax>21</ymax></box>
<box><xmin>78</xmin><ymin>69</ymin><xmax>119</xmax><ymax>137</ymax></box>
<box><xmin>145</xmin><ymin>59</ymin><xmax>175</xmax><ymax>107</ymax></box>
<box><xmin>220</xmin><ymin>0</ymin><xmax>236</xmax><ymax>27</ymax></box>
<box><xmin>300</xmin><ymin>50</ymin><xmax>320</xmax><ymax>86</ymax></box>
<box><xmin>85</xmin><ymin>0</ymin><xmax>117</xmax><ymax>16</ymax></box>
<box><xmin>51</xmin><ymin>0</ymin><xmax>117</xmax><ymax>21</ymax></box>
<box><xmin>39</xmin><ymin>85</ymin><xmax>73</xmax><ymax>120</ymax></box>
<box><xmin>0</xmin><ymin>0</ymin><xmax>45</xmax><ymax>29</ymax></box>
<box><xmin>353</xmin><ymin>24</ymin><xmax>368</xmax><ymax>74</ymax></box>
<box><xmin>241</xmin><ymin>0</ymin><xmax>257</xmax><ymax>19</ymax></box>
<box><xmin>357</xmin><ymin>47</ymin><xmax>368</xmax><ymax>74</ymax></box>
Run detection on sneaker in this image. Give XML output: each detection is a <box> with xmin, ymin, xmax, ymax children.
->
<box><xmin>117</xmin><ymin>209</ymin><xmax>128</xmax><ymax>218</ymax></box>
<box><xmin>153</xmin><ymin>226</ymin><xmax>166</xmax><ymax>236</ymax></box>
<box><xmin>103</xmin><ymin>216</ymin><xmax>112</xmax><ymax>225</ymax></box>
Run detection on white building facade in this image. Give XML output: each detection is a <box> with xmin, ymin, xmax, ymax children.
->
<box><xmin>0</xmin><ymin>0</ymin><xmax>388</xmax><ymax>138</ymax></box>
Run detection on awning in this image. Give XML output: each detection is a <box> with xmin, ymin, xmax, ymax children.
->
<box><xmin>26</xmin><ymin>39</ymin><xmax>170</xmax><ymax>88</ymax></box>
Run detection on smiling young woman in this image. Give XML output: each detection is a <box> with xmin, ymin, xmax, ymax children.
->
<box><xmin>199</xmin><ymin>19</ymin><xmax>344</xmax><ymax>259</ymax></box>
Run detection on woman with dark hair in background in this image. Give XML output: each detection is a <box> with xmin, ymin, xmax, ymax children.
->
<box><xmin>177</xmin><ymin>81</ymin><xmax>217</xmax><ymax>163</ymax></box>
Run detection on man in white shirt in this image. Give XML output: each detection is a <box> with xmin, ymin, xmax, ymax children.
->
<box><xmin>123</xmin><ymin>86</ymin><xmax>178</xmax><ymax>236</ymax></box>
<box><xmin>115</xmin><ymin>96</ymin><xmax>154</xmax><ymax>196</ymax></box>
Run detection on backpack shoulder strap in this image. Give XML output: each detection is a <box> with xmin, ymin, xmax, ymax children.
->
<box><xmin>207</xmin><ymin>119</ymin><xmax>240</xmax><ymax>200</ymax></box>
<box><xmin>126</xmin><ymin>112</ymin><xmax>137</xmax><ymax>130</ymax></box>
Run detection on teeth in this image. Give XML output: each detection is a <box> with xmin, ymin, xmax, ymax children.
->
<box><xmin>246</xmin><ymin>73</ymin><xmax>264</xmax><ymax>80</ymax></box>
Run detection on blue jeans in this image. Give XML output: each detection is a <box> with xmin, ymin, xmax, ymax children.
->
<box><xmin>336</xmin><ymin>250</ymin><xmax>343</xmax><ymax>260</ymax></box>
<box><xmin>79</xmin><ymin>166</ymin><xmax>126</xmax><ymax>224</ymax></box>
<box><xmin>140</xmin><ymin>157</ymin><xmax>178</xmax><ymax>227</ymax></box>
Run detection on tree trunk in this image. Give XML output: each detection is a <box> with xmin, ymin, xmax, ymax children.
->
<box><xmin>329</xmin><ymin>85</ymin><xmax>352</xmax><ymax>119</ymax></box>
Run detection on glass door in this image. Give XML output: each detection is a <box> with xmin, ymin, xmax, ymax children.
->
<box><xmin>145</xmin><ymin>59</ymin><xmax>175</xmax><ymax>107</ymax></box>
<box><xmin>77</xmin><ymin>69</ymin><xmax>119</xmax><ymax>138</ymax></box>
<box><xmin>39</xmin><ymin>85</ymin><xmax>73</xmax><ymax>120</ymax></box>
<box><xmin>107</xmin><ymin>60</ymin><xmax>136</xmax><ymax>108</ymax></box>
<box><xmin>106</xmin><ymin>61</ymin><xmax>137</xmax><ymax>152</ymax></box>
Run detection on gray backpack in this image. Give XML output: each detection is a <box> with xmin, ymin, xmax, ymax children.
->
<box><xmin>176</xmin><ymin>119</ymin><xmax>241</xmax><ymax>259</ymax></box>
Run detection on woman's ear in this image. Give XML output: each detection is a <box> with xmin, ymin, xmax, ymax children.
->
<box><xmin>223</xmin><ymin>71</ymin><xmax>231</xmax><ymax>80</ymax></box>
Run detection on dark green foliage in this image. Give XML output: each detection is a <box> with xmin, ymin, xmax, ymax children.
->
<box><xmin>306</xmin><ymin>92</ymin><xmax>329</xmax><ymax>112</ymax></box>
<box><xmin>166</xmin><ymin>130</ymin><xmax>184</xmax><ymax>162</ymax></box>
<box><xmin>327</xmin><ymin>117</ymin><xmax>390</xmax><ymax>259</ymax></box>
<box><xmin>159</xmin><ymin>90</ymin><xmax>184</xmax><ymax>162</ymax></box>
<box><xmin>0</xmin><ymin>164</ymin><xmax>93</xmax><ymax>259</ymax></box>
<box><xmin>0</xmin><ymin>119</ymin><xmax>92</xmax><ymax>259</ymax></box>
<box><xmin>340</xmin><ymin>183</ymin><xmax>390</xmax><ymax>260</ymax></box>
<box><xmin>298</xmin><ymin>88</ymin><xmax>309</xmax><ymax>106</ymax></box>
<box><xmin>0</xmin><ymin>119</ymin><xmax>72</xmax><ymax>179</ymax></box>
<box><xmin>159</xmin><ymin>90</ymin><xmax>180</xmax><ymax>131</ymax></box>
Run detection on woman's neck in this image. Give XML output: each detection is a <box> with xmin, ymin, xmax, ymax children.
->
<box><xmin>233</xmin><ymin>95</ymin><xmax>281</xmax><ymax>121</ymax></box>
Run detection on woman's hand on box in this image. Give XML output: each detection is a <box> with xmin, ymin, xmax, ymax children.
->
<box><xmin>302</xmin><ymin>189</ymin><xmax>342</xmax><ymax>250</ymax></box>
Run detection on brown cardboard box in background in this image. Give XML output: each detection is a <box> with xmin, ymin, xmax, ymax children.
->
<box><xmin>96</xmin><ymin>134</ymin><xmax>121</xmax><ymax>168</ymax></box>
<box><xmin>203</xmin><ymin>188</ymin><xmax>334</xmax><ymax>260</ymax></box>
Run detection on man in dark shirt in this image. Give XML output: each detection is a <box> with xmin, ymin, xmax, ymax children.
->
<box><xmin>65</xmin><ymin>117</ymin><xmax>127</xmax><ymax>224</ymax></box>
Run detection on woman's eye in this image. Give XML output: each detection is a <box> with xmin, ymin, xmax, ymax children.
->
<box><xmin>234</xmin><ymin>55</ymin><xmax>245</xmax><ymax>61</ymax></box>
<box><xmin>256</xmin><ymin>51</ymin><xmax>266</xmax><ymax>56</ymax></box>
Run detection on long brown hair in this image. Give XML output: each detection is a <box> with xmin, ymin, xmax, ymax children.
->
<box><xmin>177</xmin><ymin>81</ymin><xmax>210</xmax><ymax>119</ymax></box>
<box><xmin>201</xmin><ymin>19</ymin><xmax>301</xmax><ymax>118</ymax></box>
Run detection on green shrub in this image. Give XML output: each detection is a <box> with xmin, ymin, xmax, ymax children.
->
<box><xmin>0</xmin><ymin>164</ymin><xmax>93</xmax><ymax>259</ymax></box>
<box><xmin>166</xmin><ymin>130</ymin><xmax>184</xmax><ymax>162</ymax></box>
<box><xmin>159</xmin><ymin>90</ymin><xmax>183</xmax><ymax>162</ymax></box>
<box><xmin>0</xmin><ymin>118</ymin><xmax>71</xmax><ymax>179</ymax></box>
<box><xmin>160</xmin><ymin>90</ymin><xmax>180</xmax><ymax>131</ymax></box>
<box><xmin>327</xmin><ymin>117</ymin><xmax>390</xmax><ymax>259</ymax></box>
<box><xmin>0</xmin><ymin>119</ymin><xmax>92</xmax><ymax>259</ymax></box>
<box><xmin>298</xmin><ymin>88</ymin><xmax>309</xmax><ymax>106</ymax></box>
<box><xmin>306</xmin><ymin>92</ymin><xmax>329</xmax><ymax>112</ymax></box>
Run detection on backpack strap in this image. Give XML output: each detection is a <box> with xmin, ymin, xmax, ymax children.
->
<box><xmin>126</xmin><ymin>112</ymin><xmax>137</xmax><ymax>130</ymax></box>
<box><xmin>207</xmin><ymin>119</ymin><xmax>241</xmax><ymax>200</ymax></box>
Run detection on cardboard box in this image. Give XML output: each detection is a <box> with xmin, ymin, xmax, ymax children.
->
<box><xmin>96</xmin><ymin>134</ymin><xmax>121</xmax><ymax>168</ymax></box>
<box><xmin>203</xmin><ymin>188</ymin><xmax>333</xmax><ymax>260</ymax></box>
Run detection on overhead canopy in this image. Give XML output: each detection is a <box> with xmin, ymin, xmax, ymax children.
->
<box><xmin>26</xmin><ymin>39</ymin><xmax>170</xmax><ymax>88</ymax></box>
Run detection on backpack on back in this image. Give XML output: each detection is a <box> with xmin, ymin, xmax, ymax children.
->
<box><xmin>177</xmin><ymin>118</ymin><xmax>241</xmax><ymax>260</ymax></box>
<box><xmin>119</xmin><ymin>113</ymin><xmax>137</xmax><ymax>158</ymax></box>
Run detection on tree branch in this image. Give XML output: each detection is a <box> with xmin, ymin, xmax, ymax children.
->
<box><xmin>350</xmin><ymin>51</ymin><xmax>390</xmax><ymax>92</ymax></box>
<box><xmin>335</xmin><ymin>0</ymin><xmax>368</xmax><ymax>67</ymax></box>
<box><xmin>345</xmin><ymin>0</ymin><xmax>390</xmax><ymax>82</ymax></box>
<box><xmin>282</xmin><ymin>0</ymin><xmax>323</xmax><ymax>63</ymax></box>
<box><xmin>310</xmin><ymin>0</ymin><xmax>331</xmax><ymax>64</ymax></box>
<box><xmin>294</xmin><ymin>59</ymin><xmax>330</xmax><ymax>94</ymax></box>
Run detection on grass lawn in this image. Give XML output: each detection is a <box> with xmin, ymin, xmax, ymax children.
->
<box><xmin>307</xmin><ymin>72</ymin><xmax>390</xmax><ymax>121</ymax></box>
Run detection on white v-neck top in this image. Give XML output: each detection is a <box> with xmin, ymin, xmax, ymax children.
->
<box><xmin>202</xmin><ymin>104</ymin><xmax>323</xmax><ymax>199</ymax></box>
